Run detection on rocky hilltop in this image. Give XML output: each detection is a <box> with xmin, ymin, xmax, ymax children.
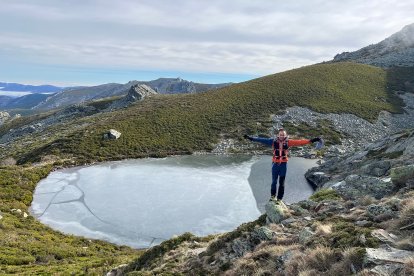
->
<box><xmin>107</xmin><ymin>84</ymin><xmax>157</xmax><ymax>110</ymax></box>
<box><xmin>333</xmin><ymin>23</ymin><xmax>414</xmax><ymax>67</ymax></box>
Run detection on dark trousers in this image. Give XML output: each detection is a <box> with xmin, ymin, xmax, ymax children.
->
<box><xmin>271</xmin><ymin>162</ymin><xmax>287</xmax><ymax>199</ymax></box>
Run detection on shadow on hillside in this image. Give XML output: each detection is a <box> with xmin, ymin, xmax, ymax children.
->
<box><xmin>386</xmin><ymin>67</ymin><xmax>414</xmax><ymax>94</ymax></box>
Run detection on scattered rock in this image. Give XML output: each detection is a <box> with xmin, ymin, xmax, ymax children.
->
<box><xmin>103</xmin><ymin>129</ymin><xmax>122</xmax><ymax>140</ymax></box>
<box><xmin>231</xmin><ymin>239</ymin><xmax>254</xmax><ymax>257</ymax></box>
<box><xmin>371</xmin><ymin>229</ymin><xmax>397</xmax><ymax>245</ymax></box>
<box><xmin>369</xmin><ymin>264</ymin><xmax>404</xmax><ymax>276</ymax></box>
<box><xmin>11</xmin><ymin>209</ymin><xmax>22</xmax><ymax>214</ymax></box>
<box><xmin>23</xmin><ymin>212</ymin><xmax>28</xmax><ymax>218</ymax></box>
<box><xmin>298</xmin><ymin>227</ymin><xmax>315</xmax><ymax>244</ymax></box>
<box><xmin>305</xmin><ymin>171</ymin><xmax>330</xmax><ymax>188</ymax></box>
<box><xmin>355</xmin><ymin>220</ymin><xmax>372</xmax><ymax>227</ymax></box>
<box><xmin>332</xmin><ymin>175</ymin><xmax>395</xmax><ymax>200</ymax></box>
<box><xmin>252</xmin><ymin>226</ymin><xmax>275</xmax><ymax>241</ymax></box>
<box><xmin>297</xmin><ymin>200</ymin><xmax>317</xmax><ymax>211</ymax></box>
<box><xmin>366</xmin><ymin>204</ymin><xmax>394</xmax><ymax>218</ymax></box>
<box><xmin>391</xmin><ymin>164</ymin><xmax>414</xmax><ymax>186</ymax></box>
<box><xmin>265</xmin><ymin>200</ymin><xmax>290</xmax><ymax>224</ymax></box>
<box><xmin>106</xmin><ymin>264</ymin><xmax>128</xmax><ymax>276</ymax></box>
<box><xmin>365</xmin><ymin>247</ymin><xmax>413</xmax><ymax>265</ymax></box>
<box><xmin>360</xmin><ymin>161</ymin><xmax>391</xmax><ymax>177</ymax></box>
<box><xmin>281</xmin><ymin>218</ymin><xmax>297</xmax><ymax>225</ymax></box>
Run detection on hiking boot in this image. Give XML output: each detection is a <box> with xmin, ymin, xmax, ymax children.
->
<box><xmin>270</xmin><ymin>195</ymin><xmax>276</xmax><ymax>201</ymax></box>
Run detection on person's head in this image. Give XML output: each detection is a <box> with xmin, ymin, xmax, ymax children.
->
<box><xmin>276</xmin><ymin>128</ymin><xmax>287</xmax><ymax>140</ymax></box>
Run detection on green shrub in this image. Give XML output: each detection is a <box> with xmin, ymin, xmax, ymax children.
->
<box><xmin>310</xmin><ymin>189</ymin><xmax>341</xmax><ymax>202</ymax></box>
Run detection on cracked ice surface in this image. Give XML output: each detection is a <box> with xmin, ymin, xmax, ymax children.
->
<box><xmin>31</xmin><ymin>155</ymin><xmax>262</xmax><ymax>248</ymax></box>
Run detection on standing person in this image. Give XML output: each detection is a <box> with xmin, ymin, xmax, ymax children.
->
<box><xmin>244</xmin><ymin>128</ymin><xmax>321</xmax><ymax>201</ymax></box>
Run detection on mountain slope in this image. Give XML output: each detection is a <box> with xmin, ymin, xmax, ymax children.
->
<box><xmin>1</xmin><ymin>93</ymin><xmax>52</xmax><ymax>110</ymax></box>
<box><xmin>333</xmin><ymin>23</ymin><xmax>414</xmax><ymax>67</ymax></box>
<box><xmin>7</xmin><ymin>62</ymin><xmax>404</xmax><ymax>164</ymax></box>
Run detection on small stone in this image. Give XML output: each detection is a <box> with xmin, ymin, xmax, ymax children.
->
<box><xmin>355</xmin><ymin>220</ymin><xmax>372</xmax><ymax>227</ymax></box>
<box><xmin>359</xmin><ymin>234</ymin><xmax>366</xmax><ymax>244</ymax></box>
<box><xmin>23</xmin><ymin>212</ymin><xmax>28</xmax><ymax>218</ymax></box>
<box><xmin>304</xmin><ymin>216</ymin><xmax>312</xmax><ymax>221</ymax></box>
<box><xmin>281</xmin><ymin>218</ymin><xmax>297</xmax><ymax>225</ymax></box>
<box><xmin>299</xmin><ymin>227</ymin><xmax>315</xmax><ymax>244</ymax></box>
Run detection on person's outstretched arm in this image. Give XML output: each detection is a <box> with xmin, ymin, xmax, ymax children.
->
<box><xmin>243</xmin><ymin>135</ymin><xmax>273</xmax><ymax>147</ymax></box>
<box><xmin>288</xmin><ymin>137</ymin><xmax>321</xmax><ymax>147</ymax></box>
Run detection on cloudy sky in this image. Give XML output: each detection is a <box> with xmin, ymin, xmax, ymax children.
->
<box><xmin>0</xmin><ymin>0</ymin><xmax>413</xmax><ymax>86</ymax></box>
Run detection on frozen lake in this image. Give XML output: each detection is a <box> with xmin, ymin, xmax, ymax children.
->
<box><xmin>30</xmin><ymin>155</ymin><xmax>317</xmax><ymax>248</ymax></box>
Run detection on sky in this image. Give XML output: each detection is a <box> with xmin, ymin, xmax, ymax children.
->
<box><xmin>0</xmin><ymin>0</ymin><xmax>413</xmax><ymax>86</ymax></box>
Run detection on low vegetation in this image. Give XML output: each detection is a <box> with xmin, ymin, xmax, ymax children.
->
<box><xmin>0</xmin><ymin>165</ymin><xmax>138</xmax><ymax>275</ymax></box>
<box><xmin>310</xmin><ymin>189</ymin><xmax>341</xmax><ymax>202</ymax></box>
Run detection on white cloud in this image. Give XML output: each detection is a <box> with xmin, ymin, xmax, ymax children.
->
<box><xmin>0</xmin><ymin>0</ymin><xmax>413</xmax><ymax>83</ymax></box>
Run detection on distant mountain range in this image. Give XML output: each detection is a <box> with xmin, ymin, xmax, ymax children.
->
<box><xmin>333</xmin><ymin>23</ymin><xmax>414</xmax><ymax>67</ymax></box>
<box><xmin>0</xmin><ymin>82</ymin><xmax>67</xmax><ymax>93</ymax></box>
<box><xmin>0</xmin><ymin>78</ymin><xmax>231</xmax><ymax>111</ymax></box>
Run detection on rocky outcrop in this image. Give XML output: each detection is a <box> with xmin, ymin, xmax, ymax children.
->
<box><xmin>330</xmin><ymin>175</ymin><xmax>395</xmax><ymax>200</ymax></box>
<box><xmin>306</xmin><ymin>129</ymin><xmax>414</xmax><ymax>192</ymax></box>
<box><xmin>333</xmin><ymin>23</ymin><xmax>414</xmax><ymax>67</ymax></box>
<box><xmin>0</xmin><ymin>111</ymin><xmax>11</xmax><ymax>125</ymax></box>
<box><xmin>107</xmin><ymin>84</ymin><xmax>157</xmax><ymax>110</ymax></box>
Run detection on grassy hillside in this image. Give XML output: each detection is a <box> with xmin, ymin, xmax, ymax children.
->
<box><xmin>0</xmin><ymin>165</ymin><xmax>139</xmax><ymax>275</ymax></box>
<box><xmin>15</xmin><ymin>62</ymin><xmax>404</xmax><ymax>163</ymax></box>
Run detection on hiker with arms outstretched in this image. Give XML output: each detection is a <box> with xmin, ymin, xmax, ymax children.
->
<box><xmin>244</xmin><ymin>128</ymin><xmax>322</xmax><ymax>201</ymax></box>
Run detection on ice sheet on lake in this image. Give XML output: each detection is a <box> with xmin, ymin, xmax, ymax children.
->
<box><xmin>31</xmin><ymin>156</ymin><xmax>262</xmax><ymax>248</ymax></box>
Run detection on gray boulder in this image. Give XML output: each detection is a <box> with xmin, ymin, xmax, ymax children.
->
<box><xmin>331</xmin><ymin>175</ymin><xmax>395</xmax><ymax>200</ymax></box>
<box><xmin>305</xmin><ymin>171</ymin><xmax>330</xmax><ymax>188</ymax></box>
<box><xmin>390</xmin><ymin>165</ymin><xmax>414</xmax><ymax>186</ymax></box>
<box><xmin>265</xmin><ymin>200</ymin><xmax>290</xmax><ymax>224</ymax></box>
<box><xmin>252</xmin><ymin>226</ymin><xmax>275</xmax><ymax>241</ymax></box>
<box><xmin>360</xmin><ymin>161</ymin><xmax>391</xmax><ymax>177</ymax></box>
<box><xmin>298</xmin><ymin>227</ymin><xmax>315</xmax><ymax>244</ymax></box>
<box><xmin>103</xmin><ymin>129</ymin><xmax>121</xmax><ymax>140</ymax></box>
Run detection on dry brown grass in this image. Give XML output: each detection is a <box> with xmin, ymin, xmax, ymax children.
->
<box><xmin>285</xmin><ymin>246</ymin><xmax>365</xmax><ymax>276</ymax></box>
<box><xmin>358</xmin><ymin>196</ymin><xmax>377</xmax><ymax>206</ymax></box>
<box><xmin>396</xmin><ymin>237</ymin><xmax>414</xmax><ymax>251</ymax></box>
<box><xmin>315</xmin><ymin>223</ymin><xmax>333</xmax><ymax>236</ymax></box>
<box><xmin>402</xmin><ymin>257</ymin><xmax>414</xmax><ymax>276</ymax></box>
<box><xmin>398</xmin><ymin>198</ymin><xmax>414</xmax><ymax>230</ymax></box>
<box><xmin>226</xmin><ymin>244</ymin><xmax>300</xmax><ymax>276</ymax></box>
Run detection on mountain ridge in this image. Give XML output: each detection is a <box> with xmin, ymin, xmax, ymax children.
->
<box><xmin>333</xmin><ymin>23</ymin><xmax>414</xmax><ymax>67</ymax></box>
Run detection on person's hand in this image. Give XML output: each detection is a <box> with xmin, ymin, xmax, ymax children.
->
<box><xmin>310</xmin><ymin>137</ymin><xmax>321</xmax><ymax>143</ymax></box>
<box><xmin>243</xmin><ymin>134</ymin><xmax>253</xmax><ymax>141</ymax></box>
